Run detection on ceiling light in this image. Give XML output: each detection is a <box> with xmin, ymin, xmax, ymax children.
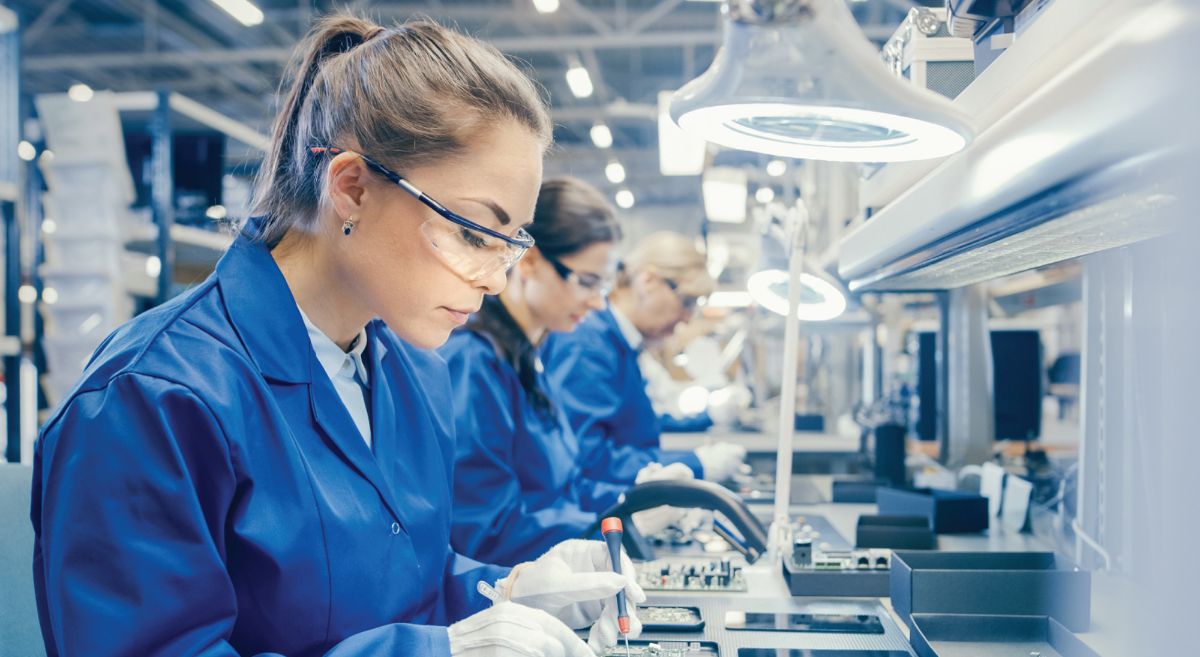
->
<box><xmin>658</xmin><ymin>91</ymin><xmax>706</xmax><ymax>176</ymax></box>
<box><xmin>17</xmin><ymin>285</ymin><xmax>37</xmax><ymax>304</ymax></box>
<box><xmin>747</xmin><ymin>269</ymin><xmax>847</xmax><ymax>321</ymax></box>
<box><xmin>17</xmin><ymin>141</ymin><xmax>36</xmax><ymax>161</ymax></box>
<box><xmin>615</xmin><ymin>189</ymin><xmax>635</xmax><ymax>209</ymax></box>
<box><xmin>766</xmin><ymin>159</ymin><xmax>787</xmax><ymax>177</ymax></box>
<box><xmin>605</xmin><ymin>161</ymin><xmax>626</xmax><ymax>184</ymax></box>
<box><xmin>42</xmin><ymin>288</ymin><xmax>59</xmax><ymax>305</ymax></box>
<box><xmin>565</xmin><ymin>64</ymin><xmax>594</xmax><ymax>99</ymax></box>
<box><xmin>590</xmin><ymin>123</ymin><xmax>613</xmax><ymax>149</ymax></box>
<box><xmin>532</xmin><ymin>0</ymin><xmax>560</xmax><ymax>13</ymax></box>
<box><xmin>67</xmin><ymin>83</ymin><xmax>94</xmax><ymax>102</ymax></box>
<box><xmin>146</xmin><ymin>256</ymin><xmax>162</xmax><ymax>278</ymax></box>
<box><xmin>39</xmin><ymin>150</ymin><xmax>54</xmax><ymax>163</ymax></box>
<box><xmin>211</xmin><ymin>0</ymin><xmax>264</xmax><ymax>26</ymax></box>
<box><xmin>42</xmin><ymin>219</ymin><xmax>57</xmax><ymax>234</ymax></box>
<box><xmin>755</xmin><ymin>186</ymin><xmax>775</xmax><ymax>203</ymax></box>
<box><xmin>205</xmin><ymin>204</ymin><xmax>228</xmax><ymax>220</ymax></box>
<box><xmin>702</xmin><ymin>167</ymin><xmax>748</xmax><ymax>223</ymax></box>
<box><xmin>678</xmin><ymin>385</ymin><xmax>711</xmax><ymax>415</ymax></box>
<box><xmin>670</xmin><ymin>0</ymin><xmax>972</xmax><ymax>162</ymax></box>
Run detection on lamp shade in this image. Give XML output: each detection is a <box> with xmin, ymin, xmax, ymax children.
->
<box><xmin>671</xmin><ymin>0</ymin><xmax>973</xmax><ymax>162</ymax></box>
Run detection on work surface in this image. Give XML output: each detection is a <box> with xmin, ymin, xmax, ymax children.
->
<box><xmin>632</xmin><ymin>475</ymin><xmax>1129</xmax><ymax>657</ymax></box>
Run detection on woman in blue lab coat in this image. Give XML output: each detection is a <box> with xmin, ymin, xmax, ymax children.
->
<box><xmin>30</xmin><ymin>16</ymin><xmax>641</xmax><ymax>657</ymax></box>
<box><xmin>442</xmin><ymin>178</ymin><xmax>631</xmax><ymax>566</ymax></box>
<box><xmin>542</xmin><ymin>232</ymin><xmax>747</xmax><ymax>485</ymax></box>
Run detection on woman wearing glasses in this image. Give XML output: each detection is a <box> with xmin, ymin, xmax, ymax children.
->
<box><xmin>31</xmin><ymin>15</ymin><xmax>641</xmax><ymax>657</ymax></box>
<box><xmin>443</xmin><ymin>178</ymin><xmax>688</xmax><ymax>568</ymax></box>
<box><xmin>542</xmin><ymin>232</ymin><xmax>748</xmax><ymax>487</ymax></box>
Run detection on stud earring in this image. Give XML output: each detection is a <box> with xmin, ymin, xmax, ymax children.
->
<box><xmin>342</xmin><ymin>216</ymin><xmax>356</xmax><ymax>236</ymax></box>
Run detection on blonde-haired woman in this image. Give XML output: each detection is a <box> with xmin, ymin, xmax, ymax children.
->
<box><xmin>31</xmin><ymin>15</ymin><xmax>639</xmax><ymax>657</ymax></box>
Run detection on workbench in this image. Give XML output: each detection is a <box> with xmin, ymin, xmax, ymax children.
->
<box><xmin>629</xmin><ymin>475</ymin><xmax>1128</xmax><ymax>657</ymax></box>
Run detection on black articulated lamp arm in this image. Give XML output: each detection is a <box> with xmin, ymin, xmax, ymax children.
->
<box><xmin>584</xmin><ymin>479</ymin><xmax>769</xmax><ymax>562</ymax></box>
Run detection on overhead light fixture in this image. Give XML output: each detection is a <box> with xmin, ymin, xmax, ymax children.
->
<box><xmin>678</xmin><ymin>385</ymin><xmax>711</xmax><ymax>416</ymax></box>
<box><xmin>565</xmin><ymin>63</ymin><xmax>594</xmax><ymax>99</ymax></box>
<box><xmin>17</xmin><ymin>141</ymin><xmax>36</xmax><ymax>161</ymax></box>
<box><xmin>747</xmin><ymin>269</ymin><xmax>846</xmax><ymax>321</ymax></box>
<box><xmin>0</xmin><ymin>6</ymin><xmax>18</xmax><ymax>34</ymax></box>
<box><xmin>755</xmin><ymin>186</ymin><xmax>775</xmax><ymax>204</ymax></box>
<box><xmin>146</xmin><ymin>255</ymin><xmax>162</xmax><ymax>278</ymax></box>
<box><xmin>17</xmin><ymin>285</ymin><xmax>37</xmax><ymax>304</ymax></box>
<box><xmin>702</xmin><ymin>167</ymin><xmax>748</xmax><ymax>223</ymax></box>
<box><xmin>670</xmin><ymin>0</ymin><xmax>973</xmax><ymax>162</ymax></box>
<box><xmin>211</xmin><ymin>0</ymin><xmax>264</xmax><ymax>26</ymax></box>
<box><xmin>605</xmin><ymin>161</ymin><xmax>626</xmax><ymax>184</ymax></box>
<box><xmin>205</xmin><ymin>204</ymin><xmax>228</xmax><ymax>220</ymax></box>
<box><xmin>42</xmin><ymin>288</ymin><xmax>59</xmax><ymax>305</ymax></box>
<box><xmin>41</xmin><ymin>219</ymin><xmax>57</xmax><ymax>235</ymax></box>
<box><xmin>657</xmin><ymin>91</ymin><xmax>707</xmax><ymax>176</ymax></box>
<box><xmin>615</xmin><ymin>189</ymin><xmax>635</xmax><ymax>209</ymax></box>
<box><xmin>67</xmin><ymin>83</ymin><xmax>94</xmax><ymax>103</ymax></box>
<box><xmin>590</xmin><ymin>123</ymin><xmax>613</xmax><ymax>149</ymax></box>
<box><xmin>532</xmin><ymin>0</ymin><xmax>561</xmax><ymax>13</ymax></box>
<box><xmin>766</xmin><ymin>159</ymin><xmax>787</xmax><ymax>177</ymax></box>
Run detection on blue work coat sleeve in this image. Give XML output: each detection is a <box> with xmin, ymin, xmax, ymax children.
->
<box><xmin>660</xmin><ymin>412</ymin><xmax>714</xmax><ymax>433</ymax></box>
<box><xmin>448</xmin><ymin>352</ymin><xmax>598</xmax><ymax>566</ymax></box>
<box><xmin>436</xmin><ymin>552</ymin><xmax>510</xmax><ymax>622</ymax></box>
<box><xmin>31</xmin><ymin>373</ymin><xmax>457</xmax><ymax>657</ymax></box>
<box><xmin>574</xmin><ymin>476</ymin><xmax>627</xmax><ymax>513</ymax></box>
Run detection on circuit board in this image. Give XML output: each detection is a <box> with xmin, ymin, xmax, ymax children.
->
<box><xmin>602</xmin><ymin>640</ymin><xmax>720</xmax><ymax>657</ymax></box>
<box><xmin>790</xmin><ymin>548</ymin><xmax>891</xmax><ymax>572</ymax></box>
<box><xmin>640</xmin><ymin>605</ymin><xmax>704</xmax><ymax>631</ymax></box>
<box><xmin>637</xmin><ymin>558</ymin><xmax>747</xmax><ymax>592</ymax></box>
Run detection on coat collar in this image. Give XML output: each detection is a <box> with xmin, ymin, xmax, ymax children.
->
<box><xmin>215</xmin><ymin>227</ymin><xmax>313</xmax><ymax>384</ymax></box>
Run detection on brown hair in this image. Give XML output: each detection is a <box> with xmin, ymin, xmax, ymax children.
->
<box><xmin>467</xmin><ymin>177</ymin><xmax>621</xmax><ymax>415</ymax></box>
<box><xmin>251</xmin><ymin>14</ymin><xmax>552</xmax><ymax>244</ymax></box>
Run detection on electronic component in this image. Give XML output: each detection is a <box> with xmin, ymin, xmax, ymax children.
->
<box><xmin>724</xmin><ymin>611</ymin><xmax>884</xmax><ymax>634</ymax></box>
<box><xmin>791</xmin><ymin>549</ymin><xmax>891</xmax><ymax>572</ymax></box>
<box><xmin>602</xmin><ymin>641</ymin><xmax>719</xmax><ymax>657</ymax></box>
<box><xmin>640</xmin><ymin>606</ymin><xmax>705</xmax><ymax>632</ymax></box>
<box><xmin>738</xmin><ymin>651</ymin><xmax>912</xmax><ymax>657</ymax></box>
<box><xmin>637</xmin><ymin>558</ymin><xmax>746</xmax><ymax>592</ymax></box>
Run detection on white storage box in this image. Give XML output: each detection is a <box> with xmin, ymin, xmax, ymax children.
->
<box><xmin>41</xmin><ymin>236</ymin><xmax>123</xmax><ymax>271</ymax></box>
<box><xmin>40</xmin><ymin>300</ymin><xmax>128</xmax><ymax>341</ymax></box>
<box><xmin>39</xmin><ymin>269</ymin><xmax>124</xmax><ymax>308</ymax></box>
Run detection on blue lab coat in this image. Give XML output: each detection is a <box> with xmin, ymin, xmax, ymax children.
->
<box><xmin>441</xmin><ymin>329</ymin><xmax>627</xmax><ymax>566</ymax></box>
<box><xmin>541</xmin><ymin>306</ymin><xmax>703</xmax><ymax>484</ymax></box>
<box><xmin>30</xmin><ymin>230</ymin><xmax>506</xmax><ymax>657</ymax></box>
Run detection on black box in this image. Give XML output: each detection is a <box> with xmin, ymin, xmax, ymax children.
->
<box><xmin>855</xmin><ymin>515</ymin><xmax>937</xmax><ymax>550</ymax></box>
<box><xmin>781</xmin><ymin>557</ymin><xmax>890</xmax><ymax>597</ymax></box>
<box><xmin>876</xmin><ymin>487</ymin><xmax>989</xmax><ymax>533</ymax></box>
<box><xmin>909</xmin><ymin>614</ymin><xmax>1100</xmax><ymax>657</ymax></box>
<box><xmin>831</xmin><ymin>478</ymin><xmax>888</xmax><ymax>503</ymax></box>
<box><xmin>890</xmin><ymin>551</ymin><xmax>1091</xmax><ymax>632</ymax></box>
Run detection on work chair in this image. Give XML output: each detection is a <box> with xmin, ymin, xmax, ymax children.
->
<box><xmin>0</xmin><ymin>464</ymin><xmax>46</xmax><ymax>657</ymax></box>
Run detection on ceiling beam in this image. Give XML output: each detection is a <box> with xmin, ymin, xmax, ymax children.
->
<box><xmin>21</xmin><ymin>0</ymin><xmax>76</xmax><ymax>46</ymax></box>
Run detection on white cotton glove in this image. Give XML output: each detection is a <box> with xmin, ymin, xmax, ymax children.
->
<box><xmin>631</xmin><ymin>462</ymin><xmax>696</xmax><ymax>537</ymax></box>
<box><xmin>694</xmin><ymin>442</ymin><xmax>747</xmax><ymax>482</ymax></box>
<box><xmin>497</xmin><ymin>539</ymin><xmax>645</xmax><ymax>654</ymax></box>
<box><xmin>448</xmin><ymin>601</ymin><xmax>593</xmax><ymax>657</ymax></box>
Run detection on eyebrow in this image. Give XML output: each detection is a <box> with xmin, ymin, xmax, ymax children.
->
<box><xmin>461</xmin><ymin>197</ymin><xmax>513</xmax><ymax>227</ymax></box>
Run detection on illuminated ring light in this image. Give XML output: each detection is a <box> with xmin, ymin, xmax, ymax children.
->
<box><xmin>677</xmin><ymin>103</ymin><xmax>967</xmax><ymax>162</ymax></box>
<box><xmin>747</xmin><ymin>269</ymin><xmax>847</xmax><ymax>321</ymax></box>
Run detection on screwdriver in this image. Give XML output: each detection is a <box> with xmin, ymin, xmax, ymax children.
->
<box><xmin>600</xmin><ymin>517</ymin><xmax>632</xmax><ymax>657</ymax></box>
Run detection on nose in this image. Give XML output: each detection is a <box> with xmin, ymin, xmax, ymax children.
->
<box><xmin>586</xmin><ymin>291</ymin><xmax>607</xmax><ymax>311</ymax></box>
<box><xmin>477</xmin><ymin>266</ymin><xmax>509</xmax><ymax>296</ymax></box>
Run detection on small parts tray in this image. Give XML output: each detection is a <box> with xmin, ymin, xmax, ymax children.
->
<box><xmin>909</xmin><ymin>614</ymin><xmax>1100</xmax><ymax>657</ymax></box>
<box><xmin>890</xmin><ymin>551</ymin><xmax>1091</xmax><ymax>632</ymax></box>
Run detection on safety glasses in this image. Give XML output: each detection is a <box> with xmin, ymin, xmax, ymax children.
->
<box><xmin>310</xmin><ymin>147</ymin><xmax>534</xmax><ymax>282</ymax></box>
<box><xmin>662</xmin><ymin>276</ymin><xmax>701</xmax><ymax>312</ymax></box>
<box><xmin>542</xmin><ymin>252</ymin><xmax>616</xmax><ymax>298</ymax></box>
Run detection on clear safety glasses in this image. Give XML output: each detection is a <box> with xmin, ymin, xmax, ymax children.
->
<box><xmin>542</xmin><ymin>252</ymin><xmax>616</xmax><ymax>298</ymax></box>
<box><xmin>310</xmin><ymin>147</ymin><xmax>535</xmax><ymax>282</ymax></box>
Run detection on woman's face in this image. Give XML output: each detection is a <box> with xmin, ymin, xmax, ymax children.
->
<box><xmin>521</xmin><ymin>240</ymin><xmax>615</xmax><ymax>334</ymax></box>
<box><xmin>329</xmin><ymin>120</ymin><xmax>544</xmax><ymax>349</ymax></box>
<box><xmin>631</xmin><ymin>270</ymin><xmax>694</xmax><ymax>342</ymax></box>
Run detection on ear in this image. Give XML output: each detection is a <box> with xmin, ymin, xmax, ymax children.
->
<box><xmin>325</xmin><ymin>152</ymin><xmax>370</xmax><ymax>226</ymax></box>
<box><xmin>632</xmin><ymin>268</ymin><xmax>658</xmax><ymax>292</ymax></box>
<box><xmin>517</xmin><ymin>247</ymin><xmax>544</xmax><ymax>275</ymax></box>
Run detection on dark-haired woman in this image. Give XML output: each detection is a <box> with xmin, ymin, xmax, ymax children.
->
<box><xmin>442</xmin><ymin>178</ymin><xmax>697</xmax><ymax>583</ymax></box>
<box><xmin>31</xmin><ymin>16</ymin><xmax>639</xmax><ymax>657</ymax></box>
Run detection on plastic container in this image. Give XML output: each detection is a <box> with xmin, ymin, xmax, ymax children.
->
<box><xmin>876</xmin><ymin>487</ymin><xmax>989</xmax><ymax>533</ymax></box>
<box><xmin>890</xmin><ymin>551</ymin><xmax>1091</xmax><ymax>632</ymax></box>
<box><xmin>909</xmin><ymin>614</ymin><xmax>1100</xmax><ymax>657</ymax></box>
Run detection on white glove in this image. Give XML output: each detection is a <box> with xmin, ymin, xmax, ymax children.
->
<box><xmin>694</xmin><ymin>442</ymin><xmax>747</xmax><ymax>482</ymax></box>
<box><xmin>498</xmin><ymin>539</ymin><xmax>645</xmax><ymax>654</ymax></box>
<box><xmin>631</xmin><ymin>463</ymin><xmax>695</xmax><ymax>537</ymax></box>
<box><xmin>448</xmin><ymin>601</ymin><xmax>592</xmax><ymax>657</ymax></box>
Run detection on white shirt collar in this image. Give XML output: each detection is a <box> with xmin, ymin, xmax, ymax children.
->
<box><xmin>297</xmin><ymin>306</ymin><xmax>370</xmax><ymax>387</ymax></box>
<box><xmin>609</xmin><ymin>304</ymin><xmax>644</xmax><ymax>352</ymax></box>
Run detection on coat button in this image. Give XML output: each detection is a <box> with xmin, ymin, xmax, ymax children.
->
<box><xmin>391</xmin><ymin>522</ymin><xmax>401</xmax><ymax>535</ymax></box>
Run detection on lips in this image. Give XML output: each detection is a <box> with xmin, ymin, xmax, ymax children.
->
<box><xmin>443</xmin><ymin>307</ymin><xmax>473</xmax><ymax>325</ymax></box>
